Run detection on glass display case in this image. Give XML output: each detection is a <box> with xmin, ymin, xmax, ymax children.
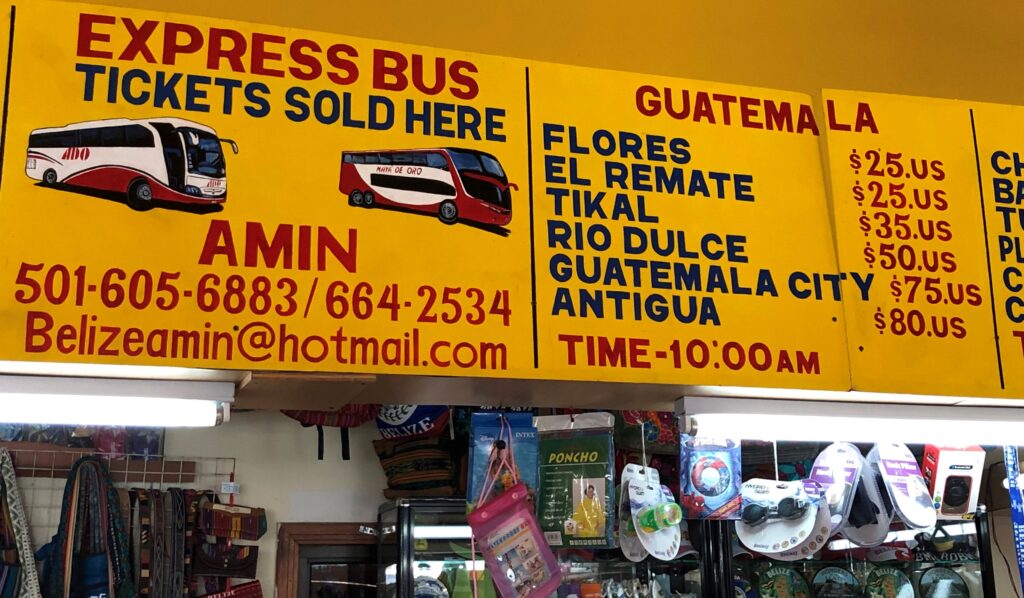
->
<box><xmin>378</xmin><ymin>499</ymin><xmax>707</xmax><ymax>598</ymax></box>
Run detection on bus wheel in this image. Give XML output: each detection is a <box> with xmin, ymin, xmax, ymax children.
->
<box><xmin>127</xmin><ymin>179</ymin><xmax>154</xmax><ymax>211</ymax></box>
<box><xmin>42</xmin><ymin>169</ymin><xmax>57</xmax><ymax>185</ymax></box>
<box><xmin>349</xmin><ymin>190</ymin><xmax>364</xmax><ymax>207</ymax></box>
<box><xmin>362</xmin><ymin>191</ymin><xmax>375</xmax><ymax>208</ymax></box>
<box><xmin>439</xmin><ymin>200</ymin><xmax>458</xmax><ymax>224</ymax></box>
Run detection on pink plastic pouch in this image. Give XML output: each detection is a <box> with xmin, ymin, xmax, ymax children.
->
<box><xmin>467</xmin><ymin>483</ymin><xmax>561</xmax><ymax>598</ymax></box>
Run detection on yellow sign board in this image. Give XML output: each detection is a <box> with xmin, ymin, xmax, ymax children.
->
<box><xmin>0</xmin><ymin>1</ymin><xmax>852</xmax><ymax>389</ymax></box>
<box><xmin>823</xmin><ymin>90</ymin><xmax>1007</xmax><ymax>396</ymax></box>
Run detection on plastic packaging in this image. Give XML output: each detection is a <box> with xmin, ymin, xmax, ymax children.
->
<box><xmin>629</xmin><ymin>477</ymin><xmax>682</xmax><ymax>561</ymax></box>
<box><xmin>809</xmin><ymin>442</ymin><xmax>863</xmax><ymax>534</ymax></box>
<box><xmin>842</xmin><ymin>452</ymin><xmax>893</xmax><ymax>547</ymax></box>
<box><xmin>467</xmin><ymin>483</ymin><xmax>561</xmax><ymax>598</ymax></box>
<box><xmin>679</xmin><ymin>435</ymin><xmax>741</xmax><ymax>519</ymax></box>
<box><xmin>535</xmin><ymin>412</ymin><xmax>615</xmax><ymax>549</ymax></box>
<box><xmin>867</xmin><ymin>442</ymin><xmax>936</xmax><ymax>530</ymax></box>
<box><xmin>468</xmin><ymin>413</ymin><xmax>538</xmax><ymax>510</ymax></box>
<box><xmin>735</xmin><ymin>479</ymin><xmax>819</xmax><ymax>555</ymax></box>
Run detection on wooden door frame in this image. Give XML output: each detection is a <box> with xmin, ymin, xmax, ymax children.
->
<box><xmin>276</xmin><ymin>522</ymin><xmax>377</xmax><ymax>598</ymax></box>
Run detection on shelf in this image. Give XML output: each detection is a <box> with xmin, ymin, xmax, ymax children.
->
<box><xmin>734</xmin><ymin>558</ymin><xmax>981</xmax><ymax>567</ymax></box>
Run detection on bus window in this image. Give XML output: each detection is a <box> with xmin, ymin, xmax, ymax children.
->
<box><xmin>343</xmin><ymin>153</ymin><xmax>352</xmax><ymax>163</ymax></box>
<box><xmin>449</xmin><ymin>150</ymin><xmax>483</xmax><ymax>174</ymax></box>
<box><xmin>78</xmin><ymin>128</ymin><xmax>101</xmax><ymax>147</ymax></box>
<box><xmin>393</xmin><ymin>153</ymin><xmax>411</xmax><ymax>165</ymax></box>
<box><xmin>411</xmin><ymin>154</ymin><xmax>427</xmax><ymax>166</ymax></box>
<box><xmin>378</xmin><ymin>154</ymin><xmax>392</xmax><ymax>165</ymax></box>
<box><xmin>29</xmin><ymin>132</ymin><xmax>76</xmax><ymax>148</ymax></box>
<box><xmin>426</xmin><ymin>153</ymin><xmax>448</xmax><ymax>169</ymax></box>
<box><xmin>124</xmin><ymin>125</ymin><xmax>154</xmax><ymax>147</ymax></box>
<box><xmin>100</xmin><ymin>126</ymin><xmax>125</xmax><ymax>147</ymax></box>
<box><xmin>364</xmin><ymin>154</ymin><xmax>379</xmax><ymax>164</ymax></box>
<box><xmin>479</xmin><ymin>154</ymin><xmax>507</xmax><ymax>182</ymax></box>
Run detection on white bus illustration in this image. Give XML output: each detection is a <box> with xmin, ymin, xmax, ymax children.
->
<box><xmin>26</xmin><ymin>117</ymin><xmax>238</xmax><ymax>210</ymax></box>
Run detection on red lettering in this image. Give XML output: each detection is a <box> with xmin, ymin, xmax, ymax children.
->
<box><xmin>119</xmin><ymin>18</ymin><xmax>158</xmax><ymax>62</ymax></box>
<box><xmin>713</xmin><ymin>94</ymin><xmax>737</xmax><ymax>125</ymax></box>
<box><xmin>326</xmin><ymin>43</ymin><xmax>359</xmax><ymax>85</ymax></box>
<box><xmin>25</xmin><ymin>311</ymin><xmax>53</xmax><ymax>352</ymax></box>
<box><xmin>692</xmin><ymin>92</ymin><xmax>715</xmax><ymax>123</ymax></box>
<box><xmin>740</xmin><ymin>96</ymin><xmax>763</xmax><ymax>129</ymax></box>
<box><xmin>826</xmin><ymin>99</ymin><xmax>851</xmax><ymax>132</ymax></box>
<box><xmin>412</xmin><ymin>54</ymin><xmax>445</xmax><ymax>95</ymax></box>
<box><xmin>288</xmin><ymin>38</ymin><xmax>322</xmax><ymax>81</ymax></box>
<box><xmin>77</xmin><ymin>13</ymin><xmax>114</xmax><ymax>59</ymax></box>
<box><xmin>559</xmin><ymin>334</ymin><xmax>583</xmax><ymax>365</ymax></box>
<box><xmin>636</xmin><ymin>85</ymin><xmax>660</xmax><ymax>116</ymax></box>
<box><xmin>449</xmin><ymin>60</ymin><xmax>479</xmax><ymax>100</ymax></box>
<box><xmin>162</xmin><ymin>22</ymin><xmax>204</xmax><ymax>65</ymax></box>
<box><xmin>56</xmin><ymin>324</ymin><xmax>77</xmax><ymax>354</ymax></box>
<box><xmin>198</xmin><ymin>220</ymin><xmax>238</xmax><ymax>267</ymax></box>
<box><xmin>628</xmin><ymin>338</ymin><xmax>651</xmax><ymax>369</ymax></box>
<box><xmin>317</xmin><ymin>227</ymin><xmax>357</xmax><ymax>272</ymax></box>
<box><xmin>373</xmin><ymin>49</ymin><xmax>408</xmax><ymax>92</ymax></box>
<box><xmin>251</xmin><ymin>32</ymin><xmax>286</xmax><ymax>77</ymax></box>
<box><xmin>245</xmin><ymin>222</ymin><xmax>293</xmax><ymax>268</ymax></box>
<box><xmin>208</xmin><ymin>28</ymin><xmax>247</xmax><ymax>71</ymax></box>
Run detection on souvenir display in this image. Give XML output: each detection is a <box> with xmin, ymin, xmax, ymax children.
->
<box><xmin>374</xmin><ymin>429</ymin><xmax>457</xmax><ymax>498</ymax></box>
<box><xmin>770</xmin><ymin>481</ymin><xmax>831</xmax><ymax>561</ymax></box>
<box><xmin>616</xmin><ymin>412</ymin><xmax>678</xmax><ymax>455</ymax></box>
<box><xmin>864</xmin><ymin>566</ymin><xmax>914</xmax><ymax>598</ymax></box>
<box><xmin>468</xmin><ymin>413</ymin><xmax>538</xmax><ymax>510</ymax></box>
<box><xmin>736</xmin><ymin>479</ymin><xmax>818</xmax><ymax>555</ymax></box>
<box><xmin>918</xmin><ymin>567</ymin><xmax>969</xmax><ymax>598</ymax></box>
<box><xmin>811</xmin><ymin>567</ymin><xmax>859</xmax><ymax>598</ymax></box>
<box><xmin>535</xmin><ymin>413</ymin><xmax>615</xmax><ymax>549</ymax></box>
<box><xmin>281</xmin><ymin>405</ymin><xmax>379</xmax><ymax>460</ymax></box>
<box><xmin>617</xmin><ymin>464</ymin><xmax>649</xmax><ymax>562</ymax></box>
<box><xmin>757</xmin><ymin>566</ymin><xmax>810</xmax><ymax>598</ymax></box>
<box><xmin>679</xmin><ymin>435</ymin><xmax>741</xmax><ymax>519</ymax></box>
<box><xmin>868</xmin><ymin>443</ymin><xmax>936</xmax><ymax>530</ymax></box>
<box><xmin>0</xmin><ymin>449</ymin><xmax>38</xmax><ymax>598</ymax></box>
<box><xmin>921</xmin><ymin>445</ymin><xmax>985</xmax><ymax>520</ymax></box>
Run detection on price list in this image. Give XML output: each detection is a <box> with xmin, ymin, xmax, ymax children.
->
<box><xmin>824</xmin><ymin>90</ymin><xmax>1001</xmax><ymax>396</ymax></box>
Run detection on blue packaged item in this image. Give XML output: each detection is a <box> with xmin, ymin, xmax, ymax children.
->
<box><xmin>679</xmin><ymin>435</ymin><xmax>741</xmax><ymax>519</ymax></box>
<box><xmin>467</xmin><ymin>412</ymin><xmax>538</xmax><ymax>509</ymax></box>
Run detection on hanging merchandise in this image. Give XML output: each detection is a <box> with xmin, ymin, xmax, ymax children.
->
<box><xmin>770</xmin><ymin>481</ymin><xmax>832</xmax><ymax>562</ymax></box>
<box><xmin>809</xmin><ymin>442</ymin><xmax>863</xmax><ymax>534</ymax></box>
<box><xmin>625</xmin><ymin>467</ymin><xmax>681</xmax><ymax>562</ymax></box>
<box><xmin>198</xmin><ymin>503</ymin><xmax>267</xmax><ymax>541</ymax></box>
<box><xmin>467</xmin><ymin>483</ymin><xmax>561</xmax><ymax>598</ymax></box>
<box><xmin>863</xmin><ymin>566</ymin><xmax>913</xmax><ymax>598</ymax></box>
<box><xmin>922</xmin><ymin>445</ymin><xmax>985</xmax><ymax>520</ymax></box>
<box><xmin>841</xmin><ymin>453</ymin><xmax>893</xmax><ymax>547</ymax></box>
<box><xmin>377</xmin><ymin>405</ymin><xmax>450</xmax><ymax>439</ymax></box>
<box><xmin>735</xmin><ymin>479</ymin><xmax>818</xmax><ymax>555</ymax></box>
<box><xmin>0</xmin><ymin>449</ymin><xmax>40</xmax><ymax>598</ymax></box>
<box><xmin>202</xmin><ymin>581</ymin><xmax>263</xmax><ymax>598</ymax></box>
<box><xmin>756</xmin><ymin>566</ymin><xmax>810</xmax><ymax>598</ymax></box>
<box><xmin>282</xmin><ymin>405</ymin><xmax>379</xmax><ymax>460</ymax></box>
<box><xmin>616</xmin><ymin>412</ymin><xmax>678</xmax><ymax>455</ymax></box>
<box><xmin>867</xmin><ymin>443</ymin><xmax>936</xmax><ymax>531</ymax></box>
<box><xmin>535</xmin><ymin>412</ymin><xmax>615</xmax><ymax>549</ymax></box>
<box><xmin>917</xmin><ymin>566</ymin><xmax>969</xmax><ymax>598</ymax></box>
<box><xmin>678</xmin><ymin>435</ymin><xmax>741</xmax><ymax>520</ymax></box>
<box><xmin>374</xmin><ymin>429</ymin><xmax>457</xmax><ymax>499</ymax></box>
<box><xmin>39</xmin><ymin>456</ymin><xmax>135</xmax><ymax>598</ymax></box>
<box><xmin>811</xmin><ymin>566</ymin><xmax>860</xmax><ymax>598</ymax></box>
<box><xmin>733</xmin><ymin>575</ymin><xmax>755</xmax><ymax>598</ymax></box>
<box><xmin>617</xmin><ymin>464</ymin><xmax>648</xmax><ymax>563</ymax></box>
<box><xmin>468</xmin><ymin>413</ymin><xmax>538</xmax><ymax>510</ymax></box>
<box><xmin>125</xmin><ymin>429</ymin><xmax>163</xmax><ymax>460</ymax></box>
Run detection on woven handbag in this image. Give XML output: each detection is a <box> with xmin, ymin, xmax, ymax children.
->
<box><xmin>203</xmin><ymin>581</ymin><xmax>262</xmax><ymax>598</ymax></box>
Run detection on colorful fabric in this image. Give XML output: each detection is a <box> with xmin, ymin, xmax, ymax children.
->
<box><xmin>0</xmin><ymin>449</ymin><xmax>40</xmax><ymax>598</ymax></box>
<box><xmin>41</xmin><ymin>456</ymin><xmax>135</xmax><ymax>598</ymax></box>
<box><xmin>373</xmin><ymin>432</ymin><xmax>455</xmax><ymax>497</ymax></box>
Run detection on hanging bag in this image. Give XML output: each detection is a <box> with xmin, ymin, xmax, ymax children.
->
<box><xmin>467</xmin><ymin>416</ymin><xmax>560</xmax><ymax>598</ymax></box>
<box><xmin>0</xmin><ymin>449</ymin><xmax>39</xmax><ymax>598</ymax></box>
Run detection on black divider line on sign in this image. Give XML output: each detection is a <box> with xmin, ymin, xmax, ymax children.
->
<box><xmin>969</xmin><ymin>108</ymin><xmax>1006</xmax><ymax>389</ymax></box>
<box><xmin>526</xmin><ymin>66</ymin><xmax>539</xmax><ymax>368</ymax></box>
<box><xmin>0</xmin><ymin>6</ymin><xmax>15</xmax><ymax>190</ymax></box>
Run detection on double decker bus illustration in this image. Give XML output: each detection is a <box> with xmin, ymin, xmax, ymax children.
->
<box><xmin>339</xmin><ymin>147</ymin><xmax>515</xmax><ymax>227</ymax></box>
<box><xmin>26</xmin><ymin>118</ymin><xmax>238</xmax><ymax>211</ymax></box>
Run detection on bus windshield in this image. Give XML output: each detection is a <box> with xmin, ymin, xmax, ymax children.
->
<box><xmin>448</xmin><ymin>150</ymin><xmax>507</xmax><ymax>183</ymax></box>
<box><xmin>180</xmin><ymin>128</ymin><xmax>225</xmax><ymax>178</ymax></box>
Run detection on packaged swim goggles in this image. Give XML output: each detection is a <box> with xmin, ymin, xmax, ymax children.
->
<box><xmin>867</xmin><ymin>443</ymin><xmax>936</xmax><ymax>530</ymax></box>
<box><xmin>735</xmin><ymin>479</ymin><xmax>818</xmax><ymax>555</ymax></box>
<box><xmin>841</xmin><ymin>452</ymin><xmax>893</xmax><ymax>547</ymax></box>
<box><xmin>809</xmin><ymin>442</ymin><xmax>863</xmax><ymax>534</ymax></box>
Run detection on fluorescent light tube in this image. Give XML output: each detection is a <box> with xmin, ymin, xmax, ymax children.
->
<box><xmin>413</xmin><ymin>525</ymin><xmax>473</xmax><ymax>539</ymax></box>
<box><xmin>681</xmin><ymin>396</ymin><xmax>1024</xmax><ymax>445</ymax></box>
<box><xmin>0</xmin><ymin>375</ymin><xmax>232</xmax><ymax>427</ymax></box>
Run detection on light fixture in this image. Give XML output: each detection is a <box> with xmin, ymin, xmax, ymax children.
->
<box><xmin>413</xmin><ymin>525</ymin><xmax>473</xmax><ymax>540</ymax></box>
<box><xmin>826</xmin><ymin>522</ymin><xmax>975</xmax><ymax>551</ymax></box>
<box><xmin>0</xmin><ymin>375</ymin><xmax>232</xmax><ymax>427</ymax></box>
<box><xmin>679</xmin><ymin>396</ymin><xmax>1024</xmax><ymax>445</ymax></box>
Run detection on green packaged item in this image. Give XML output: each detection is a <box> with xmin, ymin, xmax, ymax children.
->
<box><xmin>535</xmin><ymin>412</ymin><xmax>615</xmax><ymax>549</ymax></box>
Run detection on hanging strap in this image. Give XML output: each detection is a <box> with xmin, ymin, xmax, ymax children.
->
<box><xmin>0</xmin><ymin>450</ymin><xmax>40</xmax><ymax>598</ymax></box>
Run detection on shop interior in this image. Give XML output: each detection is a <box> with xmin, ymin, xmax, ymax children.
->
<box><xmin>0</xmin><ymin>367</ymin><xmax>1019</xmax><ymax>598</ymax></box>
